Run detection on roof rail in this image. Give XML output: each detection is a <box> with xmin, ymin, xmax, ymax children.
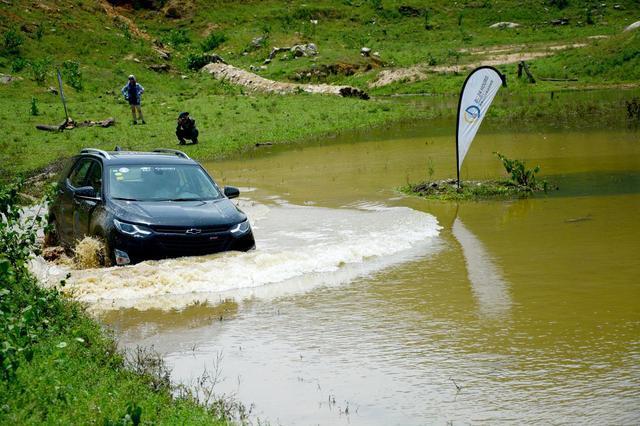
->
<box><xmin>152</xmin><ymin>149</ymin><xmax>191</xmax><ymax>160</ymax></box>
<box><xmin>81</xmin><ymin>148</ymin><xmax>111</xmax><ymax>159</ymax></box>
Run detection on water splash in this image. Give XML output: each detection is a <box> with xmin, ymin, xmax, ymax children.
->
<box><xmin>33</xmin><ymin>201</ymin><xmax>441</xmax><ymax>311</ymax></box>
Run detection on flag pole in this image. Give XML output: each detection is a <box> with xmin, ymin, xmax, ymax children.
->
<box><xmin>56</xmin><ymin>69</ymin><xmax>70</xmax><ymax>124</ymax></box>
<box><xmin>454</xmin><ymin>66</ymin><xmax>507</xmax><ymax>190</ymax></box>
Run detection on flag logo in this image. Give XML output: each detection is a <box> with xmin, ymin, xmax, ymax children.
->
<box><xmin>463</xmin><ymin>105</ymin><xmax>481</xmax><ymax>123</ymax></box>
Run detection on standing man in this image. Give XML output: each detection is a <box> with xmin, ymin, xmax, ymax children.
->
<box><xmin>176</xmin><ymin>112</ymin><xmax>199</xmax><ymax>145</ymax></box>
<box><xmin>121</xmin><ymin>74</ymin><xmax>145</xmax><ymax>125</ymax></box>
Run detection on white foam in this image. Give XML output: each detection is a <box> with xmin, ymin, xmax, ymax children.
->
<box><xmin>34</xmin><ymin>202</ymin><xmax>441</xmax><ymax>311</ymax></box>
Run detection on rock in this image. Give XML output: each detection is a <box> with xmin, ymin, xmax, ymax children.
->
<box><xmin>290</xmin><ymin>44</ymin><xmax>318</xmax><ymax>57</ymax></box>
<box><xmin>259</xmin><ymin>65</ymin><xmax>268</xmax><ymax>71</ymax></box>
<box><xmin>20</xmin><ymin>23</ymin><xmax>38</xmax><ymax>33</ymax></box>
<box><xmin>164</xmin><ymin>5</ymin><xmax>181</xmax><ymax>18</ymax></box>
<box><xmin>489</xmin><ymin>21</ymin><xmax>520</xmax><ymax>29</ymax></box>
<box><xmin>361</xmin><ymin>47</ymin><xmax>371</xmax><ymax>57</ymax></box>
<box><xmin>181</xmin><ymin>75</ymin><xmax>188</xmax><ymax>79</ymax></box>
<box><xmin>624</xmin><ymin>21</ymin><xmax>640</xmax><ymax>31</ymax></box>
<box><xmin>268</xmin><ymin>46</ymin><xmax>291</xmax><ymax>60</ymax></box>
<box><xmin>47</xmin><ymin>86</ymin><xmax>58</xmax><ymax>95</ymax></box>
<box><xmin>263</xmin><ymin>58</ymin><xmax>272</xmax><ymax>65</ymax></box>
<box><xmin>249</xmin><ymin>35</ymin><xmax>267</xmax><ymax>50</ymax></box>
<box><xmin>43</xmin><ymin>246</ymin><xmax>65</xmax><ymax>261</ymax></box>
<box><xmin>613</xmin><ymin>4</ymin><xmax>623</xmax><ymax>10</ymax></box>
<box><xmin>153</xmin><ymin>47</ymin><xmax>171</xmax><ymax>60</ymax></box>
<box><xmin>0</xmin><ymin>74</ymin><xmax>22</xmax><ymax>84</ymax></box>
<box><xmin>205</xmin><ymin>53</ymin><xmax>227</xmax><ymax>64</ymax></box>
<box><xmin>339</xmin><ymin>87</ymin><xmax>370</xmax><ymax>100</ymax></box>
<box><xmin>372</xmin><ymin>51</ymin><xmax>380</xmax><ymax>57</ymax></box>
<box><xmin>149</xmin><ymin>64</ymin><xmax>170</xmax><ymax>72</ymax></box>
<box><xmin>550</xmin><ymin>18</ymin><xmax>570</xmax><ymax>26</ymax></box>
<box><xmin>398</xmin><ymin>5</ymin><xmax>422</xmax><ymax>17</ymax></box>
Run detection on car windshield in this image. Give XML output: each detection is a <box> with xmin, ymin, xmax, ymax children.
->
<box><xmin>108</xmin><ymin>165</ymin><xmax>222</xmax><ymax>201</ymax></box>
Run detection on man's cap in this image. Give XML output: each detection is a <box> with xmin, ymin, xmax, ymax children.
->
<box><xmin>178</xmin><ymin>112</ymin><xmax>189</xmax><ymax>118</ymax></box>
<box><xmin>128</xmin><ymin>74</ymin><xmax>135</xmax><ymax>80</ymax></box>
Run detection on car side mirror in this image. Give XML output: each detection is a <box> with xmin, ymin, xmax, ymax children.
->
<box><xmin>74</xmin><ymin>186</ymin><xmax>98</xmax><ymax>200</ymax></box>
<box><xmin>224</xmin><ymin>186</ymin><xmax>240</xmax><ymax>199</ymax></box>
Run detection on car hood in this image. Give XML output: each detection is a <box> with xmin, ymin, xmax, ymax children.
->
<box><xmin>110</xmin><ymin>198</ymin><xmax>246</xmax><ymax>227</ymax></box>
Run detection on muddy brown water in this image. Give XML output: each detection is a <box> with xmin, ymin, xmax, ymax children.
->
<box><xmin>83</xmin><ymin>93</ymin><xmax>640</xmax><ymax>424</ymax></box>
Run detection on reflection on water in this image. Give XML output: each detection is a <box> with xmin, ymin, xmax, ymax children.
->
<box><xmin>87</xmin><ymin>92</ymin><xmax>640</xmax><ymax>424</ymax></box>
<box><xmin>452</xmin><ymin>218</ymin><xmax>511</xmax><ymax>318</ymax></box>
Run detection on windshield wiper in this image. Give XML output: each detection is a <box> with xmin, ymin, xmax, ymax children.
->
<box><xmin>112</xmin><ymin>197</ymin><xmax>140</xmax><ymax>201</ymax></box>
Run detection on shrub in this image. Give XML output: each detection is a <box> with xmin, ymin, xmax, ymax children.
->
<box><xmin>29</xmin><ymin>58</ymin><xmax>51</xmax><ymax>85</ymax></box>
<box><xmin>62</xmin><ymin>60</ymin><xmax>83</xmax><ymax>91</ymax></box>
<box><xmin>494</xmin><ymin>152</ymin><xmax>542</xmax><ymax>190</ymax></box>
<box><xmin>162</xmin><ymin>28</ymin><xmax>190</xmax><ymax>47</ymax></box>
<box><xmin>548</xmin><ymin>0</ymin><xmax>569</xmax><ymax>8</ymax></box>
<box><xmin>35</xmin><ymin>25</ymin><xmax>45</xmax><ymax>41</ymax></box>
<box><xmin>0</xmin><ymin>179</ymin><xmax>79</xmax><ymax>385</ymax></box>
<box><xmin>11</xmin><ymin>56</ymin><xmax>27</xmax><ymax>73</ymax></box>
<box><xmin>200</xmin><ymin>32</ymin><xmax>227</xmax><ymax>52</ymax></box>
<box><xmin>30</xmin><ymin>97</ymin><xmax>39</xmax><ymax>116</ymax></box>
<box><xmin>2</xmin><ymin>27</ymin><xmax>23</xmax><ymax>54</ymax></box>
<box><xmin>185</xmin><ymin>52</ymin><xmax>211</xmax><ymax>70</ymax></box>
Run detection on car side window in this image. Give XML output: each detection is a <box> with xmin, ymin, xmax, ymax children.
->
<box><xmin>67</xmin><ymin>159</ymin><xmax>93</xmax><ymax>188</ymax></box>
<box><xmin>86</xmin><ymin>162</ymin><xmax>103</xmax><ymax>196</ymax></box>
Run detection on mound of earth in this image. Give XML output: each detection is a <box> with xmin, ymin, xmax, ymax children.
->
<box><xmin>202</xmin><ymin>63</ymin><xmax>369</xmax><ymax>99</ymax></box>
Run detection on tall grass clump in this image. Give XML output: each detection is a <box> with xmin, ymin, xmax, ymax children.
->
<box><xmin>61</xmin><ymin>60</ymin><xmax>83</xmax><ymax>91</ymax></box>
<box><xmin>2</xmin><ymin>27</ymin><xmax>23</xmax><ymax>55</ymax></box>
<box><xmin>201</xmin><ymin>32</ymin><xmax>227</xmax><ymax>52</ymax></box>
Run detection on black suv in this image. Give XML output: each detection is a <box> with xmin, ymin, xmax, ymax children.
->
<box><xmin>48</xmin><ymin>148</ymin><xmax>255</xmax><ymax>265</ymax></box>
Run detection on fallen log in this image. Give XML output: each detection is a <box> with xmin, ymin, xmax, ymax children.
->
<box><xmin>538</xmin><ymin>77</ymin><xmax>578</xmax><ymax>82</ymax></box>
<box><xmin>36</xmin><ymin>117</ymin><xmax>115</xmax><ymax>132</ymax></box>
<box><xmin>268</xmin><ymin>46</ymin><xmax>291</xmax><ymax>60</ymax></box>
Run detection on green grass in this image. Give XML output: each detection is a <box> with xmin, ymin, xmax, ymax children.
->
<box><xmin>0</xmin><ymin>180</ymin><xmax>231</xmax><ymax>424</ymax></box>
<box><xmin>1</xmin><ymin>300</ymin><xmax>228</xmax><ymax>425</ymax></box>
<box><xmin>0</xmin><ymin>80</ymin><xmax>432</xmax><ymax>178</ymax></box>
<box><xmin>1</xmin><ymin>0</ymin><xmax>639</xmax><ymax>180</ymax></box>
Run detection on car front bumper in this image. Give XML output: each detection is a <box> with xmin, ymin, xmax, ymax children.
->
<box><xmin>112</xmin><ymin>229</ymin><xmax>256</xmax><ymax>264</ymax></box>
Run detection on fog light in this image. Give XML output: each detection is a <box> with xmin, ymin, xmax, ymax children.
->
<box><xmin>114</xmin><ymin>249</ymin><xmax>131</xmax><ymax>266</ymax></box>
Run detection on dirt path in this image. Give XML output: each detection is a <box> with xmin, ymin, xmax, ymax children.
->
<box><xmin>201</xmin><ymin>63</ymin><xmax>368</xmax><ymax>98</ymax></box>
<box><xmin>99</xmin><ymin>0</ymin><xmax>151</xmax><ymax>40</ymax></box>
<box><xmin>370</xmin><ymin>41</ymin><xmax>596</xmax><ymax>88</ymax></box>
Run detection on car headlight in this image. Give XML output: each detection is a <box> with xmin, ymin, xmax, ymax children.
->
<box><xmin>113</xmin><ymin>218</ymin><xmax>152</xmax><ymax>238</ymax></box>
<box><xmin>229</xmin><ymin>220</ymin><xmax>250</xmax><ymax>236</ymax></box>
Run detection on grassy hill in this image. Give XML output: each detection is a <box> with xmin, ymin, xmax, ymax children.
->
<box><xmin>1</xmin><ymin>0</ymin><xmax>639</xmax><ymax>178</ymax></box>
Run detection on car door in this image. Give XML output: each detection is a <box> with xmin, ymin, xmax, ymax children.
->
<box><xmin>72</xmin><ymin>160</ymin><xmax>103</xmax><ymax>242</ymax></box>
<box><xmin>59</xmin><ymin>158</ymin><xmax>93</xmax><ymax>244</ymax></box>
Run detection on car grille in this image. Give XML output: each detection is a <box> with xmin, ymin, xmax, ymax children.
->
<box><xmin>150</xmin><ymin>224</ymin><xmax>230</xmax><ymax>234</ymax></box>
<box><xmin>155</xmin><ymin>233</ymin><xmax>230</xmax><ymax>255</ymax></box>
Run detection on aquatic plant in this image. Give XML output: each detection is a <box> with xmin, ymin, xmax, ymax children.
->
<box><xmin>494</xmin><ymin>152</ymin><xmax>543</xmax><ymax>191</ymax></box>
<box><xmin>403</xmin><ymin>153</ymin><xmax>548</xmax><ymax>200</ymax></box>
